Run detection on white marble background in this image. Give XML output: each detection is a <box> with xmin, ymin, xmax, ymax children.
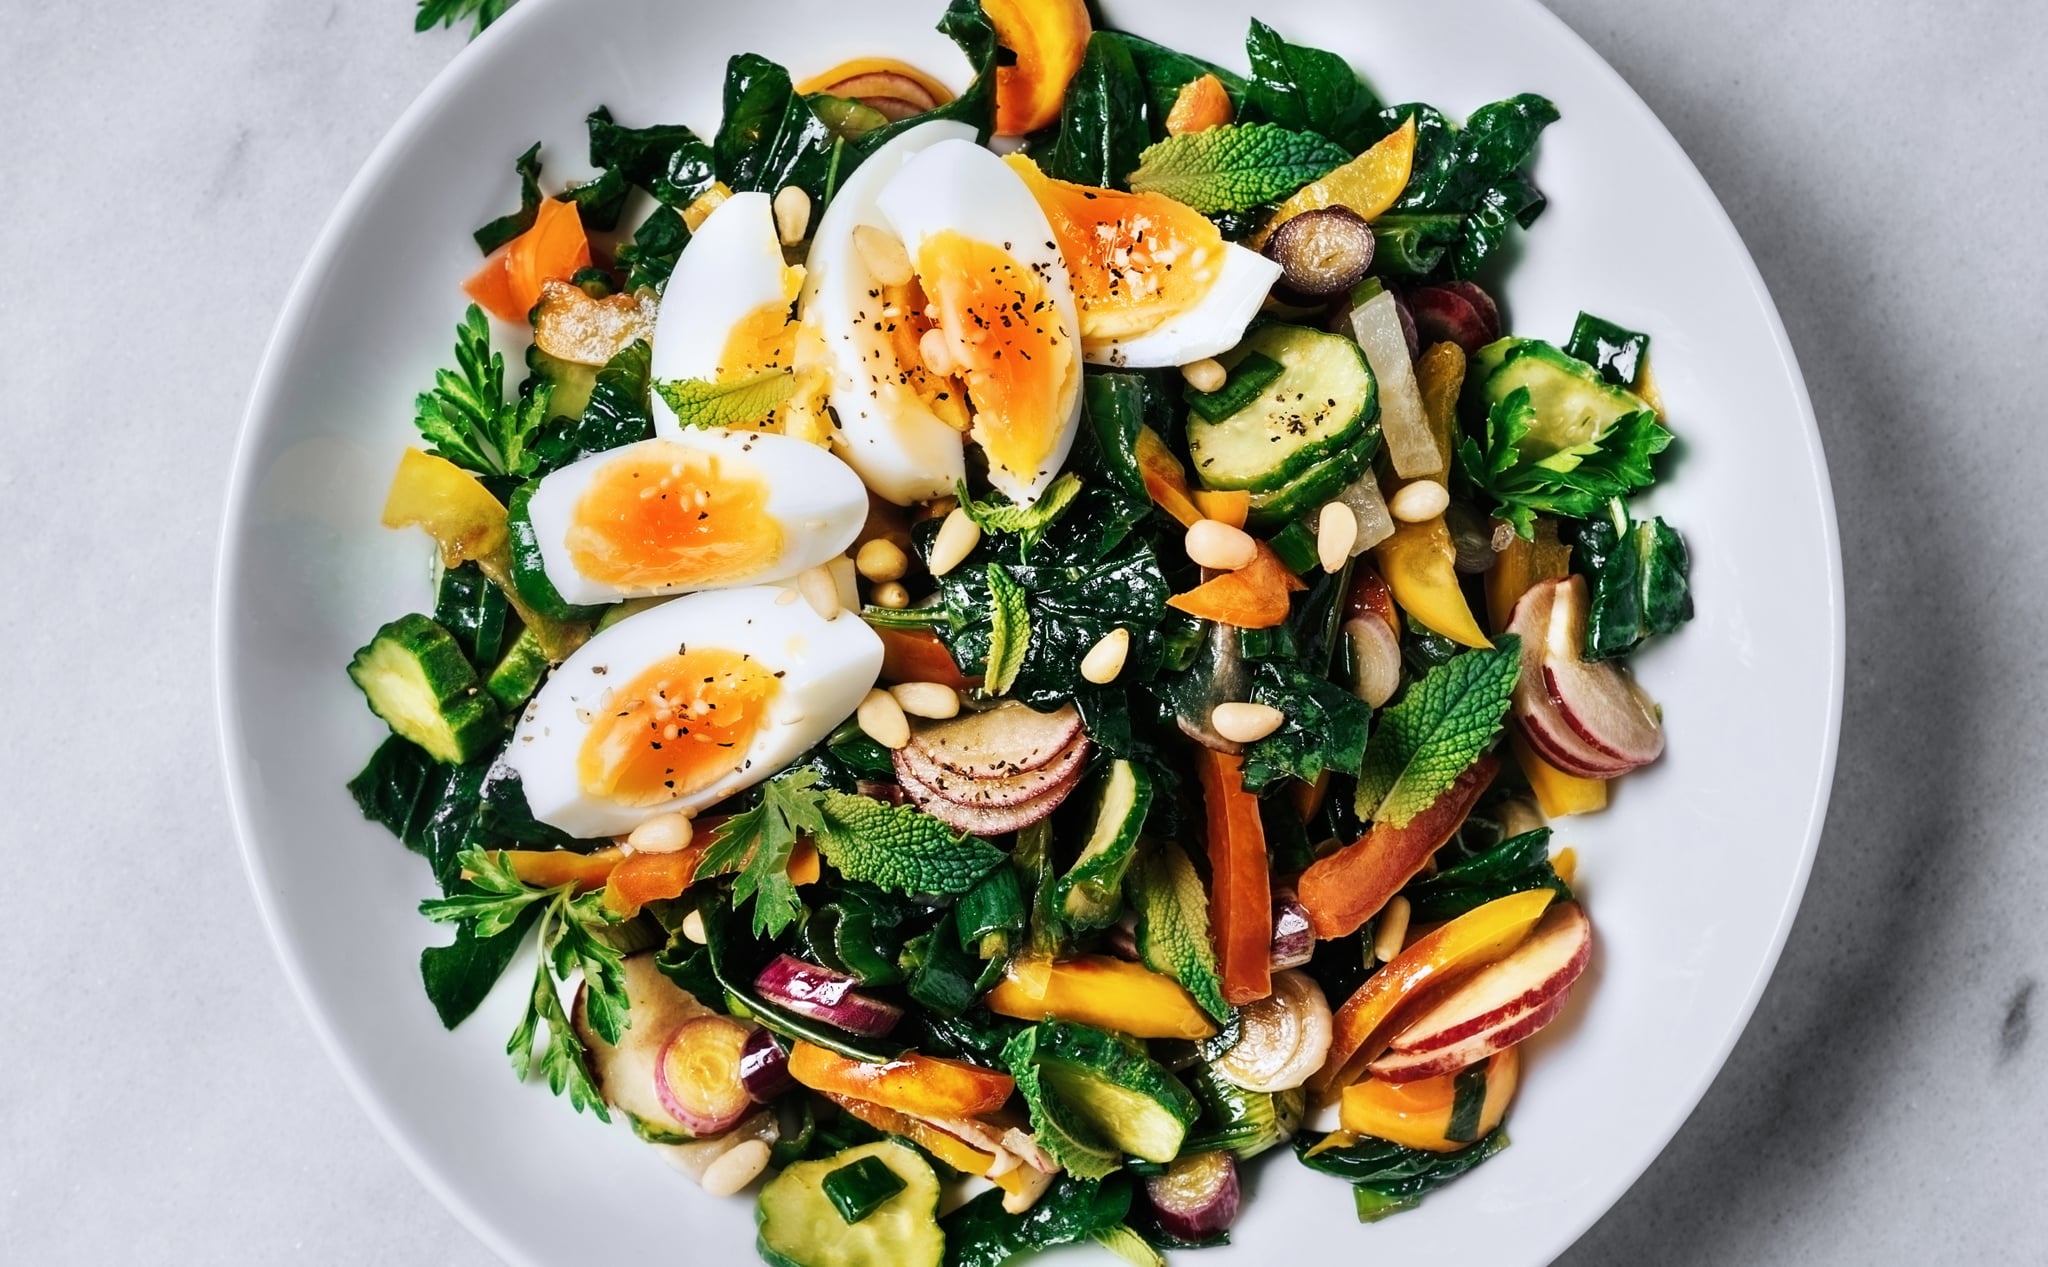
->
<box><xmin>2</xmin><ymin>0</ymin><xmax>2042</xmax><ymax>1262</ymax></box>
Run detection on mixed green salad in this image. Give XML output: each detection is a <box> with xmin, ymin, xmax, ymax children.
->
<box><xmin>349</xmin><ymin>2</ymin><xmax>1694</xmax><ymax>1262</ymax></box>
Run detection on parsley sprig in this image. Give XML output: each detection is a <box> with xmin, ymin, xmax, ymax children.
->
<box><xmin>1457</xmin><ymin>387</ymin><xmax>1671</xmax><ymax>539</ymax></box>
<box><xmin>415</xmin><ymin>0</ymin><xmax>517</xmax><ymax>40</ymax></box>
<box><xmin>412</xmin><ymin>305</ymin><xmax>554</xmax><ymax>478</ymax></box>
<box><xmin>420</xmin><ymin>850</ymin><xmax>628</xmax><ymax>1119</ymax></box>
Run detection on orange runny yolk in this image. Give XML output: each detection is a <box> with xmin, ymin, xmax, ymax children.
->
<box><xmin>717</xmin><ymin>263</ymin><xmax>805</xmax><ymax>380</ymax></box>
<box><xmin>565</xmin><ymin>441</ymin><xmax>782</xmax><ymax>590</ymax></box>
<box><xmin>577</xmin><ymin>650</ymin><xmax>780</xmax><ymax>807</ymax></box>
<box><xmin>915</xmin><ymin>229</ymin><xmax>1074</xmax><ymax>488</ymax></box>
<box><xmin>1006</xmin><ymin>155</ymin><xmax>1224</xmax><ymax>346</ymax></box>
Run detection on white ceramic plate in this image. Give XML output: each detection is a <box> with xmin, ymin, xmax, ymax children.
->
<box><xmin>216</xmin><ymin>1</ymin><xmax>1842</xmax><ymax>1262</ymax></box>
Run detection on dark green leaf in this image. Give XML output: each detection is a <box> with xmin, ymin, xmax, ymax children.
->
<box><xmin>1458</xmin><ymin>389</ymin><xmax>1672</xmax><ymax>538</ymax></box>
<box><xmin>433</xmin><ymin>562</ymin><xmax>508</xmax><ymax>664</ymax></box>
<box><xmin>347</xmin><ymin>737</ymin><xmax>491</xmax><ymax>890</ymax></box>
<box><xmin>572</xmin><ymin>338</ymin><xmax>656</xmax><ymax>456</ymax></box>
<box><xmin>1355</xmin><ymin>639</ymin><xmax>1521</xmax><ymax>826</ymax></box>
<box><xmin>714</xmin><ymin>53</ymin><xmax>845</xmax><ymax>204</ymax></box>
<box><xmin>695</xmin><ymin>770</ymin><xmax>828</xmax><ymax>937</ymax></box>
<box><xmin>1128</xmin><ymin>123</ymin><xmax>1351</xmax><ymax>214</ymax></box>
<box><xmin>1401</xmin><ymin>827</ymin><xmax>1572</xmax><ymax>923</ymax></box>
<box><xmin>414</xmin><ymin>0</ymin><xmax>514</xmax><ymax>39</ymax></box>
<box><xmin>1375</xmin><ymin>95</ymin><xmax>1557</xmax><ymax>279</ymax></box>
<box><xmin>1295</xmin><ymin>1128</ymin><xmax>1509</xmax><ymax>1222</ymax></box>
<box><xmin>1239</xmin><ymin>659</ymin><xmax>1373</xmax><ymax>792</ymax></box>
<box><xmin>616</xmin><ymin>205</ymin><xmax>691</xmax><ymax>293</ymax></box>
<box><xmin>1574</xmin><ymin>511</ymin><xmax>1694</xmax><ymax>660</ymax></box>
<box><xmin>587</xmin><ymin>106</ymin><xmax>717</xmax><ymax>209</ymax></box>
<box><xmin>1043</xmin><ymin>32</ymin><xmax>1151</xmax><ymax>189</ymax></box>
<box><xmin>1100</xmin><ymin>32</ymin><xmax>1247</xmax><ymax>131</ymax></box>
<box><xmin>473</xmin><ymin>142</ymin><xmax>543</xmax><ymax>254</ymax></box>
<box><xmin>1241</xmin><ymin>19</ymin><xmax>1385</xmax><ymax>153</ymax></box>
<box><xmin>1565</xmin><ymin>312</ymin><xmax>1651</xmax><ymax>387</ymax></box>
<box><xmin>418</xmin><ymin>899</ymin><xmax>544</xmax><ymax>1028</ymax></box>
<box><xmin>943</xmin><ymin>1175</ymin><xmax>1132</xmax><ymax>1267</ymax></box>
<box><xmin>851</xmin><ymin>0</ymin><xmax>1001</xmax><ymax>158</ymax></box>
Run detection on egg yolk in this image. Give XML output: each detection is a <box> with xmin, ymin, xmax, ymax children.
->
<box><xmin>717</xmin><ymin>263</ymin><xmax>806</xmax><ymax>379</ymax></box>
<box><xmin>577</xmin><ymin>649</ymin><xmax>781</xmax><ymax>807</ymax></box>
<box><xmin>565</xmin><ymin>441</ymin><xmax>782</xmax><ymax>590</ymax></box>
<box><xmin>1006</xmin><ymin>155</ymin><xmax>1225</xmax><ymax>347</ymax></box>
<box><xmin>915</xmin><ymin>229</ymin><xmax>1075</xmax><ymax>489</ymax></box>
<box><xmin>855</xmin><ymin>274</ymin><xmax>970</xmax><ymax>431</ymax></box>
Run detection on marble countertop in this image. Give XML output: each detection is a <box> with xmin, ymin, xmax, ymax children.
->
<box><xmin>3</xmin><ymin>1</ymin><xmax>2041</xmax><ymax>1262</ymax></box>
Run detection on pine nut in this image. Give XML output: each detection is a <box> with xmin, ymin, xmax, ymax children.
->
<box><xmin>772</xmin><ymin>185</ymin><xmax>811</xmax><ymax>245</ymax></box>
<box><xmin>1212</xmin><ymin>701</ymin><xmax>1284</xmax><ymax>743</ymax></box>
<box><xmin>927</xmin><ymin>508</ymin><xmax>981</xmax><ymax>577</ymax></box>
<box><xmin>1317</xmin><ymin>501</ymin><xmax>1358</xmax><ymax>573</ymax></box>
<box><xmin>627</xmin><ymin>812</ymin><xmax>694</xmax><ymax>854</ymax></box>
<box><xmin>1373</xmin><ymin>896</ymin><xmax>1413</xmax><ymax>963</ymax></box>
<box><xmin>891</xmin><ymin>681</ymin><xmax>960</xmax><ymax>720</ymax></box>
<box><xmin>870</xmin><ymin>581</ymin><xmax>910</xmax><ymax>609</ymax></box>
<box><xmin>1081</xmin><ymin>628</ymin><xmax>1131</xmax><ymax>684</ymax></box>
<box><xmin>1181</xmin><ymin>357</ymin><xmax>1228</xmax><ymax>393</ymax></box>
<box><xmin>681</xmin><ymin>909</ymin><xmax>709</xmax><ymax>944</ymax></box>
<box><xmin>1389</xmin><ymin>479</ymin><xmax>1450</xmax><ymax>523</ymax></box>
<box><xmin>701</xmin><ymin>1138</ymin><xmax>772</xmax><ymax>1197</ymax></box>
<box><xmin>857</xmin><ymin>687</ymin><xmax>911</xmax><ymax>750</ymax></box>
<box><xmin>856</xmin><ymin>538</ymin><xmax>909</xmax><ymax>582</ymax></box>
<box><xmin>796</xmin><ymin>566</ymin><xmax>841</xmax><ymax>621</ymax></box>
<box><xmin>919</xmin><ymin>326</ymin><xmax>957</xmax><ymax>376</ymax></box>
<box><xmin>1185</xmin><ymin>518</ymin><xmax>1257</xmax><ymax>570</ymax></box>
<box><xmin>852</xmin><ymin>223</ymin><xmax>915</xmax><ymax>287</ymax></box>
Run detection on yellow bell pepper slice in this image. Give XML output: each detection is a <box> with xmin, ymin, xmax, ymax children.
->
<box><xmin>1509</xmin><ymin>732</ymin><xmax>1609</xmax><ymax>818</ymax></box>
<box><xmin>1251</xmin><ymin>115</ymin><xmax>1417</xmax><ymax>250</ymax></box>
<box><xmin>1340</xmin><ymin>1045</ymin><xmax>1520</xmax><ymax>1151</ymax></box>
<box><xmin>1374</xmin><ymin>517</ymin><xmax>1490</xmax><ymax>648</ymax></box>
<box><xmin>987</xmin><ymin>956</ymin><xmax>1218</xmax><ymax>1040</ymax></box>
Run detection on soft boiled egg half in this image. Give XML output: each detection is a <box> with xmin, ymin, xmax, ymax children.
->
<box><xmin>507</xmin><ymin>586</ymin><xmax>882</xmax><ymax>839</ymax></box>
<box><xmin>520</xmin><ymin>431</ymin><xmax>867</xmax><ymax>607</ymax></box>
<box><xmin>1006</xmin><ymin>156</ymin><xmax>1281</xmax><ymax>369</ymax></box>
<box><xmin>649</xmin><ymin>190</ymin><xmax>828</xmax><ymax>443</ymax></box>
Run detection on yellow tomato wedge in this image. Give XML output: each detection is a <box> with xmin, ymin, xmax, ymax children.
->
<box><xmin>1251</xmin><ymin>115</ymin><xmax>1418</xmax><ymax>250</ymax></box>
<box><xmin>1374</xmin><ymin>517</ymin><xmax>1491</xmax><ymax>648</ymax></box>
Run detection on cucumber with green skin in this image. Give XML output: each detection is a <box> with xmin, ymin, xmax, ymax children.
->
<box><xmin>1187</xmin><ymin>324</ymin><xmax>1377</xmax><ymax>493</ymax></box>
<box><xmin>1466</xmin><ymin>337</ymin><xmax>1652</xmax><ymax>464</ymax></box>
<box><xmin>756</xmin><ymin>1141</ymin><xmax>941</xmax><ymax>1267</ymax></box>
<box><xmin>346</xmin><ymin>614</ymin><xmax>501</xmax><ymax>764</ymax></box>
<box><xmin>1244</xmin><ymin>429</ymin><xmax>1382</xmax><ymax>528</ymax></box>
<box><xmin>1057</xmin><ymin>760</ymin><xmax>1153</xmax><ymax>928</ymax></box>
<box><xmin>483</xmin><ymin>625</ymin><xmax>549</xmax><ymax>711</ymax></box>
<box><xmin>1006</xmin><ymin>1021</ymin><xmax>1201</xmax><ymax>1166</ymax></box>
<box><xmin>506</xmin><ymin>480</ymin><xmax>606</xmax><ymax>623</ymax></box>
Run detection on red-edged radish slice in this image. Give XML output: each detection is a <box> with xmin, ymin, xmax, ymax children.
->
<box><xmin>655</xmin><ymin>1015</ymin><xmax>755</xmax><ymax>1135</ymax></box>
<box><xmin>1541</xmin><ymin>576</ymin><xmax>1666</xmax><ymax>767</ymax></box>
<box><xmin>1144</xmin><ymin>1151</ymin><xmax>1241</xmax><ymax>1241</ymax></box>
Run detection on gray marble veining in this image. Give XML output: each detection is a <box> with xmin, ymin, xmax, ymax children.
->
<box><xmin>1</xmin><ymin>1</ymin><xmax>2042</xmax><ymax>1262</ymax></box>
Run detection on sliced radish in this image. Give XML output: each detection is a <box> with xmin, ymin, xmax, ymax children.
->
<box><xmin>1437</xmin><ymin>281</ymin><xmax>1501</xmax><ymax>343</ymax></box>
<box><xmin>1542</xmin><ymin>576</ymin><xmax>1666</xmax><ymax>767</ymax></box>
<box><xmin>1405</xmin><ymin>285</ymin><xmax>1492</xmax><ymax>354</ymax></box>
<box><xmin>894</xmin><ymin>755</ymin><xmax>1082</xmax><ymax>834</ymax></box>
<box><xmin>1144</xmin><ymin>1151</ymin><xmax>1241</xmax><ymax>1242</ymax></box>
<box><xmin>654</xmin><ymin>1015</ymin><xmax>756</xmax><ymax>1135</ymax></box>
<box><xmin>815</xmin><ymin>71</ymin><xmax>940</xmax><ymax>114</ymax></box>
<box><xmin>1344</xmin><ymin>615</ymin><xmax>1403</xmax><ymax>709</ymax></box>
<box><xmin>892</xmin><ymin>730</ymin><xmax>1090</xmax><ymax>808</ymax></box>
<box><xmin>738</xmin><ymin>1028</ymin><xmax>795</xmax><ymax>1103</ymax></box>
<box><xmin>1386</xmin><ymin>902</ymin><xmax>1591</xmax><ymax>1056</ymax></box>
<box><xmin>1505</xmin><ymin>581</ymin><xmax>1645</xmax><ymax>778</ymax></box>
<box><xmin>754</xmin><ymin>955</ymin><xmax>905</xmax><ymax>1037</ymax></box>
<box><xmin>909</xmin><ymin>703</ymin><xmax>1085</xmax><ymax>779</ymax></box>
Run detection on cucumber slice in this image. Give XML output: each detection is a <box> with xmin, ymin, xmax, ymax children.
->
<box><xmin>1467</xmin><ymin>337</ymin><xmax>1652</xmax><ymax>463</ymax></box>
<box><xmin>1056</xmin><ymin>760</ymin><xmax>1154</xmax><ymax>929</ymax></box>
<box><xmin>1244</xmin><ymin>431</ymin><xmax>1381</xmax><ymax>528</ymax></box>
<box><xmin>756</xmin><ymin>1141</ymin><xmax>941</xmax><ymax>1267</ymax></box>
<box><xmin>483</xmin><ymin>625</ymin><xmax>550</xmax><ymax>710</ymax></box>
<box><xmin>1007</xmin><ymin>1021</ymin><xmax>1200</xmax><ymax>1165</ymax></box>
<box><xmin>506</xmin><ymin>480</ymin><xmax>606</xmax><ymax>623</ymax></box>
<box><xmin>1187</xmin><ymin>324</ymin><xmax>1377</xmax><ymax>493</ymax></box>
<box><xmin>346</xmin><ymin>613</ymin><xmax>500</xmax><ymax>764</ymax></box>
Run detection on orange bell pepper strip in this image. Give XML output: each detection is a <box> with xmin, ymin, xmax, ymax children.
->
<box><xmin>1508</xmin><ymin>731</ymin><xmax>1608</xmax><ymax>818</ymax></box>
<box><xmin>985</xmin><ymin>956</ymin><xmax>1217</xmax><ymax>1040</ymax></box>
<box><xmin>1134</xmin><ymin>425</ymin><xmax>1205</xmax><ymax>528</ymax></box>
<box><xmin>1169</xmin><ymin>544</ymin><xmax>1306</xmax><ymax>630</ymax></box>
<box><xmin>1196</xmin><ymin>748</ymin><xmax>1273</xmax><ymax>1006</ymax></box>
<box><xmin>983</xmin><ymin>0</ymin><xmax>1093</xmax><ymax>136</ymax></box>
<box><xmin>1299</xmin><ymin>756</ymin><xmax>1498</xmax><ymax>940</ymax></box>
<box><xmin>492</xmin><ymin>848</ymin><xmax>623</xmax><ymax>894</ymax></box>
<box><xmin>787</xmin><ymin>838</ymin><xmax>822</xmax><ymax>886</ymax></box>
<box><xmin>1190</xmin><ymin>488</ymin><xmax>1250</xmax><ymax>529</ymax></box>
<box><xmin>1311</xmin><ymin>888</ymin><xmax>1556</xmax><ymax>1095</ymax></box>
<box><xmin>1165</xmin><ymin>73</ymin><xmax>1235</xmax><ymax>137</ymax></box>
<box><xmin>464</xmin><ymin>197</ymin><xmax>592</xmax><ymax>323</ymax></box>
<box><xmin>601</xmin><ymin>845</ymin><xmax>706</xmax><ymax>918</ymax></box>
<box><xmin>788</xmin><ymin>1042</ymin><xmax>1015</xmax><ymax>1119</ymax></box>
<box><xmin>1339</xmin><ymin>1045</ymin><xmax>1519</xmax><ymax>1152</ymax></box>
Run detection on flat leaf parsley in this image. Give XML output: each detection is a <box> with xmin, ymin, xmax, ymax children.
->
<box><xmin>412</xmin><ymin>305</ymin><xmax>554</xmax><ymax>478</ymax></box>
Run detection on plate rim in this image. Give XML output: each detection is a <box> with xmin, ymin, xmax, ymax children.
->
<box><xmin>212</xmin><ymin>1</ymin><xmax>1845</xmax><ymax>1262</ymax></box>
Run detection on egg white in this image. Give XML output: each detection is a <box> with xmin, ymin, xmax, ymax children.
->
<box><xmin>523</xmin><ymin>431</ymin><xmax>868</xmax><ymax>606</ymax></box>
<box><xmin>506</xmin><ymin>586</ymin><xmax>883</xmax><ymax>839</ymax></box>
<box><xmin>801</xmin><ymin>120</ymin><xmax>976</xmax><ymax>506</ymax></box>
<box><xmin>1083</xmin><ymin>243</ymin><xmax>1283</xmax><ymax>369</ymax></box>
<box><xmin>875</xmin><ymin>138</ymin><xmax>1083</xmax><ymax>507</ymax></box>
<box><xmin>650</xmin><ymin>191</ymin><xmax>791</xmax><ymax>435</ymax></box>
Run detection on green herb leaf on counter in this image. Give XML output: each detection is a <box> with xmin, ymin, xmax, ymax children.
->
<box><xmin>1574</xmin><ymin>506</ymin><xmax>1693</xmax><ymax>660</ymax></box>
<box><xmin>1128</xmin><ymin>123</ymin><xmax>1351</xmax><ymax>214</ymax></box>
<box><xmin>1354</xmin><ymin>638</ymin><xmax>1521</xmax><ymax>827</ymax></box>
<box><xmin>1240</xmin><ymin>18</ymin><xmax>1385</xmax><ymax>153</ymax></box>
<box><xmin>695</xmin><ymin>768</ymin><xmax>831</xmax><ymax>938</ymax></box>
<box><xmin>955</xmin><ymin>474</ymin><xmax>1084</xmax><ymax>555</ymax></box>
<box><xmin>412</xmin><ymin>305</ymin><xmax>556</xmax><ymax>478</ymax></box>
<box><xmin>1044</xmin><ymin>31</ymin><xmax>1152</xmax><ymax>189</ymax></box>
<box><xmin>653</xmin><ymin>369</ymin><xmax>796</xmax><ymax>430</ymax></box>
<box><xmin>414</xmin><ymin>0</ymin><xmax>515</xmax><ymax>40</ymax></box>
<box><xmin>1458</xmin><ymin>388</ymin><xmax>1671</xmax><ymax>539</ymax></box>
<box><xmin>982</xmin><ymin>564</ymin><xmax>1032</xmax><ymax>697</ymax></box>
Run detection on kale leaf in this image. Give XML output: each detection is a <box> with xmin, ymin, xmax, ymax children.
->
<box><xmin>1371</xmin><ymin>95</ymin><xmax>1558</xmax><ymax>279</ymax></box>
<box><xmin>942</xmin><ymin>1174</ymin><xmax>1134</xmax><ymax>1267</ymax></box>
<box><xmin>1400</xmin><ymin>827</ymin><xmax>1572</xmax><ymax>923</ymax></box>
<box><xmin>1239</xmin><ymin>658</ymin><xmax>1373</xmax><ymax>792</ymax></box>
<box><xmin>347</xmin><ymin>735</ymin><xmax>492</xmax><ymax>890</ymax></box>
<box><xmin>1043</xmin><ymin>32</ymin><xmax>1152</xmax><ymax>189</ymax></box>
<box><xmin>1572</xmin><ymin>508</ymin><xmax>1694</xmax><ymax>660</ymax></box>
<box><xmin>616</xmin><ymin>206</ymin><xmax>690</xmax><ymax>293</ymax></box>
<box><xmin>1240</xmin><ymin>18</ymin><xmax>1385</xmax><ymax>153</ymax></box>
<box><xmin>1295</xmin><ymin>1128</ymin><xmax>1509</xmax><ymax>1222</ymax></box>
<box><xmin>586</xmin><ymin>106</ymin><xmax>718</xmax><ymax>209</ymax></box>
<box><xmin>473</xmin><ymin>142</ymin><xmax>544</xmax><ymax>254</ymax></box>
<box><xmin>571</xmin><ymin>338</ymin><xmax>656</xmax><ymax>457</ymax></box>
<box><xmin>1565</xmin><ymin>311</ymin><xmax>1650</xmax><ymax>387</ymax></box>
<box><xmin>715</xmin><ymin>54</ymin><xmax>845</xmax><ymax>204</ymax></box>
<box><xmin>852</xmin><ymin>0</ymin><xmax>1001</xmax><ymax>157</ymax></box>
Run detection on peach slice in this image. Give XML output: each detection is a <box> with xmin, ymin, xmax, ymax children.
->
<box><xmin>1541</xmin><ymin>576</ymin><xmax>1665</xmax><ymax>768</ymax></box>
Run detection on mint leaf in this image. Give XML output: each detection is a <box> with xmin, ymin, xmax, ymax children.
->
<box><xmin>1128</xmin><ymin>123</ymin><xmax>1350</xmax><ymax>214</ymax></box>
<box><xmin>957</xmin><ymin>474</ymin><xmax>1084</xmax><ymax>555</ymax></box>
<box><xmin>983</xmin><ymin>564</ymin><xmax>1031</xmax><ymax>697</ymax></box>
<box><xmin>654</xmin><ymin>369</ymin><xmax>796</xmax><ymax>429</ymax></box>
<box><xmin>1355</xmin><ymin>638</ymin><xmax>1521</xmax><ymax>827</ymax></box>
<box><xmin>1130</xmin><ymin>841</ymin><xmax>1231</xmax><ymax>1023</ymax></box>
<box><xmin>696</xmin><ymin>769</ymin><xmax>829</xmax><ymax>937</ymax></box>
<box><xmin>814</xmin><ymin>791</ymin><xmax>1004</xmax><ymax>895</ymax></box>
